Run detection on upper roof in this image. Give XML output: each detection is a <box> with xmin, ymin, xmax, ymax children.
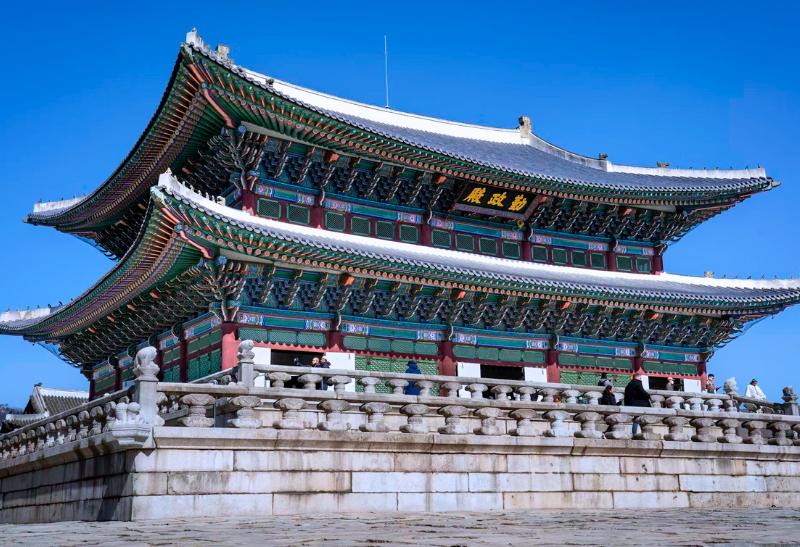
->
<box><xmin>24</xmin><ymin>30</ymin><xmax>776</xmax><ymax>259</ymax></box>
<box><xmin>1</xmin><ymin>385</ymin><xmax>88</xmax><ymax>431</ymax></box>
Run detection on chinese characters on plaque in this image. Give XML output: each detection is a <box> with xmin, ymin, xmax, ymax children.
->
<box><xmin>453</xmin><ymin>183</ymin><xmax>536</xmax><ymax>219</ymax></box>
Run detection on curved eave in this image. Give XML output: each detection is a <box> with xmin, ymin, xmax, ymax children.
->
<box><xmin>185</xmin><ymin>43</ymin><xmax>775</xmax><ymax>206</ymax></box>
<box><xmin>161</xmin><ymin>174</ymin><xmax>800</xmax><ymax>316</ymax></box>
<box><xmin>1</xmin><ymin>197</ymin><xmax>201</xmax><ymax>341</ymax></box>
<box><xmin>24</xmin><ymin>51</ymin><xmax>224</xmax><ymax>247</ymax></box>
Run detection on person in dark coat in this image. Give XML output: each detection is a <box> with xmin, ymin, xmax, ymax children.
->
<box><xmin>624</xmin><ymin>373</ymin><xmax>651</xmax><ymax>435</ymax></box>
<box><xmin>404</xmin><ymin>360</ymin><xmax>422</xmax><ymax>396</ymax></box>
<box><xmin>599</xmin><ymin>384</ymin><xmax>619</xmax><ymax>406</ymax></box>
<box><xmin>597</xmin><ymin>372</ymin><xmax>612</xmax><ymax>388</ymax></box>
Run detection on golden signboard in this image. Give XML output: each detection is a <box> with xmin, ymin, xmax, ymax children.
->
<box><xmin>453</xmin><ymin>183</ymin><xmax>536</xmax><ymax>219</ymax></box>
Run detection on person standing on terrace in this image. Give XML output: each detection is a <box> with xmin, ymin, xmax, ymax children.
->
<box><xmin>745</xmin><ymin>379</ymin><xmax>767</xmax><ymax>400</ymax></box>
<box><xmin>624</xmin><ymin>373</ymin><xmax>651</xmax><ymax>435</ymax></box>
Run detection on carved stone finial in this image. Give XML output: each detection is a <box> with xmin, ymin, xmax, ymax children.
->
<box><xmin>518</xmin><ymin>115</ymin><xmax>532</xmax><ymax>138</ymax></box>
<box><xmin>723</xmin><ymin>377</ymin><xmax>738</xmax><ymax>396</ymax></box>
<box><xmin>133</xmin><ymin>346</ymin><xmax>159</xmax><ymax>381</ymax></box>
<box><xmin>783</xmin><ymin>386</ymin><xmax>797</xmax><ymax>404</ymax></box>
<box><xmin>237</xmin><ymin>339</ymin><xmax>255</xmax><ymax>363</ymax></box>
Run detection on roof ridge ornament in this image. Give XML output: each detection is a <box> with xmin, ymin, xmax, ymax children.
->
<box><xmin>518</xmin><ymin>116</ymin><xmax>532</xmax><ymax>139</ymax></box>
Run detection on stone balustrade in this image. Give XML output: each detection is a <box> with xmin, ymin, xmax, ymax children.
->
<box><xmin>2</xmin><ymin>342</ymin><xmax>798</xmax><ymax>469</ymax></box>
<box><xmin>0</xmin><ymin>388</ymin><xmax>133</xmax><ymax>464</ymax></box>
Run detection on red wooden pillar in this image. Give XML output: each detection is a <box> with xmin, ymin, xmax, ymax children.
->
<box><xmin>310</xmin><ymin>200</ymin><xmax>324</xmax><ymax>229</ymax></box>
<box><xmin>178</xmin><ymin>335</ymin><xmax>189</xmax><ymax>383</ymax></box>
<box><xmin>438</xmin><ymin>340</ymin><xmax>456</xmax><ymax>376</ymax></box>
<box><xmin>545</xmin><ymin>347</ymin><xmax>560</xmax><ymax>383</ymax></box>
<box><xmin>607</xmin><ymin>238</ymin><xmax>617</xmax><ymax>272</ymax></box>
<box><xmin>220</xmin><ymin>322</ymin><xmax>239</xmax><ymax>371</ymax></box>
<box><xmin>697</xmin><ymin>353</ymin><xmax>708</xmax><ymax>386</ymax></box>
<box><xmin>420</xmin><ymin>222</ymin><xmax>432</xmax><ymax>246</ymax></box>
<box><xmin>113</xmin><ymin>361</ymin><xmax>122</xmax><ymax>391</ymax></box>
<box><xmin>653</xmin><ymin>244</ymin><xmax>665</xmax><ymax>274</ymax></box>
<box><xmin>241</xmin><ymin>189</ymin><xmax>257</xmax><ymax>215</ymax></box>
<box><xmin>633</xmin><ymin>352</ymin><xmax>644</xmax><ymax>374</ymax></box>
<box><xmin>328</xmin><ymin>330</ymin><xmax>344</xmax><ymax>352</ymax></box>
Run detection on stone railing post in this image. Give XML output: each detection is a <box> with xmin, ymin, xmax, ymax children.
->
<box><xmin>179</xmin><ymin>394</ymin><xmax>216</xmax><ymax>427</ymax></box>
<box><xmin>782</xmin><ymin>387</ymin><xmax>799</xmax><ymax>416</ymax></box>
<box><xmin>387</xmin><ymin>379</ymin><xmax>409</xmax><ymax>395</ymax></box>
<box><xmin>359</xmin><ymin>377</ymin><xmax>380</xmax><ymax>393</ymax></box>
<box><xmin>400</xmin><ymin>404</ymin><xmax>430</xmax><ymax>433</ymax></box>
<box><xmin>649</xmin><ymin>394</ymin><xmax>665</xmax><ymax>408</ymax></box>
<box><xmin>539</xmin><ymin>388</ymin><xmax>560</xmax><ymax>403</ymax></box>
<box><xmin>438</xmin><ymin>405</ymin><xmax>469</xmax><ymax>434</ymax></box>
<box><xmin>574</xmin><ymin>411</ymin><xmax>604</xmax><ymax>439</ymax></box>
<box><xmin>442</xmin><ymin>381</ymin><xmax>462</xmax><ymax>398</ymax></box>
<box><xmin>666</xmin><ymin>396</ymin><xmax>684</xmax><ymax>410</ymax></box>
<box><xmin>465</xmin><ymin>383</ymin><xmax>488</xmax><ymax>399</ymax></box>
<box><xmin>229</xmin><ymin>395</ymin><xmax>262</xmax><ymax>429</ymax></box>
<box><xmin>706</xmin><ymin>398</ymin><xmax>723</xmax><ymax>413</ymax></box>
<box><xmin>273</xmin><ymin>398</ymin><xmax>306</xmax><ymax>429</ymax></box>
<box><xmin>517</xmin><ymin>386</ymin><xmax>536</xmax><ymax>402</ymax></box>
<box><xmin>474</xmin><ymin>407</ymin><xmax>503</xmax><ymax>435</ymax></box>
<box><xmin>236</xmin><ymin>340</ymin><xmax>256</xmax><ymax>387</ymax></box>
<box><xmin>490</xmin><ymin>385</ymin><xmax>512</xmax><ymax>401</ymax></box>
<box><xmin>360</xmin><ymin>402</ymin><xmax>391</xmax><ymax>432</ymax></box>
<box><xmin>328</xmin><ymin>375</ymin><xmax>353</xmax><ymax>394</ymax></box>
<box><xmin>509</xmin><ymin>409</ymin><xmax>538</xmax><ymax>436</ymax></box>
<box><xmin>686</xmin><ymin>397</ymin><xmax>704</xmax><ymax>412</ymax></box>
<box><xmin>793</xmin><ymin>424</ymin><xmax>800</xmax><ymax>446</ymax></box>
<box><xmin>543</xmin><ymin>410</ymin><xmax>570</xmax><ymax>437</ymax></box>
<box><xmin>562</xmin><ymin>389</ymin><xmax>581</xmax><ymax>404</ymax></box>
<box><xmin>690</xmin><ymin>417</ymin><xmax>716</xmax><ymax>443</ymax></box>
<box><xmin>415</xmin><ymin>380</ymin><xmax>435</xmax><ymax>397</ymax></box>
<box><xmin>717</xmin><ymin>418</ymin><xmax>743</xmax><ymax>443</ymax></box>
<box><xmin>584</xmin><ymin>391</ymin><xmax>602</xmax><ymax>406</ymax></box>
<box><xmin>317</xmin><ymin>400</ymin><xmax>352</xmax><ymax>431</ymax></box>
<box><xmin>267</xmin><ymin>371</ymin><xmax>292</xmax><ymax>388</ymax></box>
<box><xmin>604</xmin><ymin>414</ymin><xmax>632</xmax><ymax>440</ymax></box>
<box><xmin>634</xmin><ymin>415</ymin><xmax>661</xmax><ymax>441</ymax></box>
<box><xmin>743</xmin><ymin>420</ymin><xmax>766</xmax><ymax>445</ymax></box>
<box><xmin>133</xmin><ymin>346</ymin><xmax>164</xmax><ymax>427</ymax></box>
<box><xmin>663</xmin><ymin>416</ymin><xmax>690</xmax><ymax>442</ymax></box>
<box><xmin>768</xmin><ymin>421</ymin><xmax>793</xmax><ymax>446</ymax></box>
<box><xmin>298</xmin><ymin>373</ymin><xmax>323</xmax><ymax>390</ymax></box>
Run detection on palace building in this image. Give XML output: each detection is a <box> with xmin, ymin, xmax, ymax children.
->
<box><xmin>2</xmin><ymin>29</ymin><xmax>799</xmax><ymax>398</ymax></box>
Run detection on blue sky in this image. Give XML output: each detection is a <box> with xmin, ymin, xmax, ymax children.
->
<box><xmin>1</xmin><ymin>1</ymin><xmax>799</xmax><ymax>406</ymax></box>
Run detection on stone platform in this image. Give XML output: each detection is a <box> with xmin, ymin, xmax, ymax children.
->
<box><xmin>2</xmin><ymin>509</ymin><xmax>799</xmax><ymax>545</ymax></box>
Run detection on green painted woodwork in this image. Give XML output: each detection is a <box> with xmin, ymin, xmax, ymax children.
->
<box><xmin>532</xmin><ymin>245</ymin><xmax>548</xmax><ymax>262</ymax></box>
<box><xmin>162</xmin><ymin>366</ymin><xmax>181</xmax><ymax>382</ymax></box>
<box><xmin>560</xmin><ymin>370</ymin><xmax>631</xmax><ymax>389</ymax></box>
<box><xmin>616</xmin><ymin>256</ymin><xmax>633</xmax><ymax>271</ymax></box>
<box><xmin>552</xmin><ymin>248</ymin><xmax>568</xmax><ymax>264</ymax></box>
<box><xmin>188</xmin><ymin>349</ymin><xmax>221</xmax><ymax>381</ymax></box>
<box><xmin>636</xmin><ymin>257</ymin><xmax>652</xmax><ymax>273</ymax></box>
<box><xmin>399</xmin><ymin>224</ymin><xmax>419</xmax><ymax>243</ymax></box>
<box><xmin>94</xmin><ymin>375</ymin><xmax>116</xmax><ymax>393</ymax></box>
<box><xmin>572</xmin><ymin>250</ymin><xmax>587</xmax><ymax>267</ymax></box>
<box><xmin>325</xmin><ymin>211</ymin><xmax>346</xmax><ymax>232</ymax></box>
<box><xmin>355</xmin><ymin>356</ymin><xmax>439</xmax><ymax>394</ymax></box>
<box><xmin>351</xmin><ymin>216</ymin><xmax>371</xmax><ymax>236</ymax></box>
<box><xmin>187</xmin><ymin>329</ymin><xmax>222</xmax><ymax>355</ymax></box>
<box><xmin>502</xmin><ymin>241</ymin><xmax>520</xmax><ymax>259</ymax></box>
<box><xmin>478</xmin><ymin>237</ymin><xmax>498</xmax><ymax>255</ymax></box>
<box><xmin>376</xmin><ymin>220</ymin><xmax>394</xmax><ymax>240</ymax></box>
<box><xmin>590</xmin><ymin>252</ymin><xmax>607</xmax><ymax>269</ymax></box>
<box><xmin>456</xmin><ymin>233</ymin><xmax>474</xmax><ymax>252</ymax></box>
<box><xmin>286</xmin><ymin>204</ymin><xmax>310</xmax><ymax>225</ymax></box>
<box><xmin>257</xmin><ymin>198</ymin><xmax>281</xmax><ymax>219</ymax></box>
<box><xmin>643</xmin><ymin>360</ymin><xmax>697</xmax><ymax>375</ymax></box>
<box><xmin>558</xmin><ymin>353</ymin><xmax>631</xmax><ymax>370</ymax></box>
<box><xmin>431</xmin><ymin>229</ymin><xmax>451</xmax><ymax>248</ymax></box>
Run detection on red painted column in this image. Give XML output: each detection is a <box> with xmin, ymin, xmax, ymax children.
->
<box><xmin>178</xmin><ymin>335</ymin><xmax>189</xmax><ymax>383</ymax></box>
<box><xmin>653</xmin><ymin>244</ymin><xmax>665</xmax><ymax>274</ymax></box>
<box><xmin>113</xmin><ymin>362</ymin><xmax>122</xmax><ymax>391</ymax></box>
<box><xmin>328</xmin><ymin>330</ymin><xmax>344</xmax><ymax>352</ymax></box>
<box><xmin>545</xmin><ymin>348</ymin><xmax>560</xmax><ymax>383</ymax></box>
<box><xmin>310</xmin><ymin>200</ymin><xmax>324</xmax><ymax>229</ymax></box>
<box><xmin>220</xmin><ymin>322</ymin><xmax>239</xmax><ymax>371</ymax></box>
<box><xmin>607</xmin><ymin>238</ymin><xmax>617</xmax><ymax>272</ymax></box>
<box><xmin>438</xmin><ymin>340</ymin><xmax>456</xmax><ymax>376</ymax></box>
<box><xmin>420</xmin><ymin>222</ymin><xmax>432</xmax><ymax>246</ymax></box>
<box><xmin>241</xmin><ymin>189</ymin><xmax>257</xmax><ymax>215</ymax></box>
<box><xmin>697</xmin><ymin>353</ymin><xmax>708</xmax><ymax>386</ymax></box>
<box><xmin>88</xmin><ymin>378</ymin><xmax>96</xmax><ymax>400</ymax></box>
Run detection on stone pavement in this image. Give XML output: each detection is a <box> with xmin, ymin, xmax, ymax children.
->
<box><xmin>2</xmin><ymin>508</ymin><xmax>799</xmax><ymax>545</ymax></box>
